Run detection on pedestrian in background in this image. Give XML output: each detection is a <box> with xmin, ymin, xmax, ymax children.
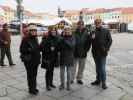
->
<box><xmin>20</xmin><ymin>24</ymin><xmax>41</xmax><ymax>95</ymax></box>
<box><xmin>22</xmin><ymin>24</ymin><xmax>28</xmax><ymax>39</ymax></box>
<box><xmin>0</xmin><ymin>23</ymin><xmax>15</xmax><ymax>67</ymax></box>
<box><xmin>59</xmin><ymin>26</ymin><xmax>75</xmax><ymax>91</ymax></box>
<box><xmin>90</xmin><ymin>19</ymin><xmax>112</xmax><ymax>89</ymax></box>
<box><xmin>40</xmin><ymin>26</ymin><xmax>59</xmax><ymax>91</ymax></box>
<box><xmin>71</xmin><ymin>21</ymin><xmax>91</xmax><ymax>85</ymax></box>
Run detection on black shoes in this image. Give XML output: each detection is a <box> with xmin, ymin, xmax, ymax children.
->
<box><xmin>50</xmin><ymin>84</ymin><xmax>56</xmax><ymax>88</ymax></box>
<box><xmin>91</xmin><ymin>80</ymin><xmax>108</xmax><ymax>90</ymax></box>
<box><xmin>71</xmin><ymin>80</ymin><xmax>74</xmax><ymax>84</ymax></box>
<box><xmin>29</xmin><ymin>89</ymin><xmax>39</xmax><ymax>95</ymax></box>
<box><xmin>46</xmin><ymin>86</ymin><xmax>51</xmax><ymax>91</ymax></box>
<box><xmin>46</xmin><ymin>84</ymin><xmax>56</xmax><ymax>91</ymax></box>
<box><xmin>59</xmin><ymin>84</ymin><xmax>65</xmax><ymax>90</ymax></box>
<box><xmin>77</xmin><ymin>80</ymin><xmax>83</xmax><ymax>85</ymax></box>
<box><xmin>102</xmin><ymin>83</ymin><xmax>108</xmax><ymax>90</ymax></box>
<box><xmin>0</xmin><ymin>64</ymin><xmax>16</xmax><ymax>67</ymax></box>
<box><xmin>0</xmin><ymin>64</ymin><xmax>7</xmax><ymax>66</ymax></box>
<box><xmin>91</xmin><ymin>80</ymin><xmax>100</xmax><ymax>86</ymax></box>
<box><xmin>10</xmin><ymin>64</ymin><xmax>16</xmax><ymax>66</ymax></box>
<box><xmin>35</xmin><ymin>89</ymin><xmax>39</xmax><ymax>93</ymax></box>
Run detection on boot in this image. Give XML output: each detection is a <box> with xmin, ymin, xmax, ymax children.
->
<box><xmin>91</xmin><ymin>80</ymin><xmax>100</xmax><ymax>86</ymax></box>
<box><xmin>77</xmin><ymin>80</ymin><xmax>83</xmax><ymax>85</ymax></box>
<box><xmin>50</xmin><ymin>84</ymin><xmax>56</xmax><ymax>88</ymax></box>
<box><xmin>59</xmin><ymin>84</ymin><xmax>65</xmax><ymax>90</ymax></box>
<box><xmin>102</xmin><ymin>81</ymin><xmax>108</xmax><ymax>89</ymax></box>
<box><xmin>67</xmin><ymin>82</ymin><xmax>71</xmax><ymax>91</ymax></box>
<box><xmin>46</xmin><ymin>86</ymin><xmax>51</xmax><ymax>91</ymax></box>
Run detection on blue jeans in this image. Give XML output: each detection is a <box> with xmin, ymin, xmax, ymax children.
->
<box><xmin>60</xmin><ymin>66</ymin><xmax>72</xmax><ymax>88</ymax></box>
<box><xmin>93</xmin><ymin>56</ymin><xmax>106</xmax><ymax>82</ymax></box>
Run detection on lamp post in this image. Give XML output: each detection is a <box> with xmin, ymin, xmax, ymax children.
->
<box><xmin>15</xmin><ymin>0</ymin><xmax>24</xmax><ymax>37</ymax></box>
<box><xmin>79</xmin><ymin>11</ymin><xmax>83</xmax><ymax>22</ymax></box>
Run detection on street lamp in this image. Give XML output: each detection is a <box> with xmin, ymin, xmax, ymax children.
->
<box><xmin>79</xmin><ymin>11</ymin><xmax>83</xmax><ymax>22</ymax></box>
<box><xmin>15</xmin><ymin>0</ymin><xmax>24</xmax><ymax>37</ymax></box>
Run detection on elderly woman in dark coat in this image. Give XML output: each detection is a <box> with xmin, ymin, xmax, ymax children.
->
<box><xmin>40</xmin><ymin>26</ymin><xmax>59</xmax><ymax>91</ymax></box>
<box><xmin>20</xmin><ymin>24</ymin><xmax>41</xmax><ymax>95</ymax></box>
<box><xmin>59</xmin><ymin>26</ymin><xmax>75</xmax><ymax>91</ymax></box>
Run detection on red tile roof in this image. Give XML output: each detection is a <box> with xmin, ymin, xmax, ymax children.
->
<box><xmin>81</xmin><ymin>7</ymin><xmax>133</xmax><ymax>14</ymax></box>
<box><xmin>23</xmin><ymin>10</ymin><xmax>33</xmax><ymax>16</ymax></box>
<box><xmin>0</xmin><ymin>5</ymin><xmax>13</xmax><ymax>11</ymax></box>
<box><xmin>121</xmin><ymin>7</ymin><xmax>133</xmax><ymax>14</ymax></box>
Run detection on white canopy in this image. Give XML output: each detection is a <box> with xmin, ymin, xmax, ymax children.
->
<box><xmin>41</xmin><ymin>17</ymin><xmax>72</xmax><ymax>26</ymax></box>
<box><xmin>23</xmin><ymin>19</ymin><xmax>43</xmax><ymax>24</ymax></box>
<box><xmin>128</xmin><ymin>22</ymin><xmax>133</xmax><ymax>31</ymax></box>
<box><xmin>84</xmin><ymin>20</ymin><xmax>94</xmax><ymax>25</ymax></box>
<box><xmin>23</xmin><ymin>17</ymin><xmax>72</xmax><ymax>26</ymax></box>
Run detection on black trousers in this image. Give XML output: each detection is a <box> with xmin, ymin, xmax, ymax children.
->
<box><xmin>0</xmin><ymin>47</ymin><xmax>13</xmax><ymax>65</ymax></box>
<box><xmin>24</xmin><ymin>62</ymin><xmax>39</xmax><ymax>91</ymax></box>
<box><xmin>45</xmin><ymin>66</ymin><xmax>54</xmax><ymax>87</ymax></box>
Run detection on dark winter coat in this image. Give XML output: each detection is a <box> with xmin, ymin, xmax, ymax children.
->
<box><xmin>91</xmin><ymin>26</ymin><xmax>112</xmax><ymax>57</ymax></box>
<box><xmin>73</xmin><ymin>28</ymin><xmax>91</xmax><ymax>58</ymax></box>
<box><xmin>20</xmin><ymin>36</ymin><xmax>41</xmax><ymax>65</ymax></box>
<box><xmin>40</xmin><ymin>35</ymin><xmax>59</xmax><ymax>69</ymax></box>
<box><xmin>0</xmin><ymin>30</ymin><xmax>11</xmax><ymax>48</ymax></box>
<box><xmin>59</xmin><ymin>35</ymin><xmax>75</xmax><ymax>67</ymax></box>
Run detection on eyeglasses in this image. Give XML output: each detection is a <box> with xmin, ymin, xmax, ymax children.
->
<box><xmin>29</xmin><ymin>29</ymin><xmax>37</xmax><ymax>32</ymax></box>
<box><xmin>95</xmin><ymin>21</ymin><xmax>101</xmax><ymax>24</ymax></box>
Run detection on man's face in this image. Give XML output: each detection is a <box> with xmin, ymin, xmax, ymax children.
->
<box><xmin>77</xmin><ymin>22</ymin><xmax>84</xmax><ymax>29</ymax></box>
<box><xmin>3</xmin><ymin>25</ymin><xmax>9</xmax><ymax>31</ymax></box>
<box><xmin>95</xmin><ymin>19</ymin><xmax>102</xmax><ymax>28</ymax></box>
<box><xmin>23</xmin><ymin>27</ymin><xmax>28</xmax><ymax>33</ymax></box>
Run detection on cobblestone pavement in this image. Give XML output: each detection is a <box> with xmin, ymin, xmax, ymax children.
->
<box><xmin>0</xmin><ymin>33</ymin><xmax>133</xmax><ymax>100</ymax></box>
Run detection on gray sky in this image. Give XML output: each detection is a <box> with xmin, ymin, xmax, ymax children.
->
<box><xmin>0</xmin><ymin>0</ymin><xmax>133</xmax><ymax>14</ymax></box>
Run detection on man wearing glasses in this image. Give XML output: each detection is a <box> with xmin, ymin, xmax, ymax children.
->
<box><xmin>91</xmin><ymin>19</ymin><xmax>112</xmax><ymax>89</ymax></box>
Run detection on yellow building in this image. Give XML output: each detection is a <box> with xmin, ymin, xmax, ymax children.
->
<box><xmin>0</xmin><ymin>5</ymin><xmax>15</xmax><ymax>23</ymax></box>
<box><xmin>64</xmin><ymin>10</ymin><xmax>80</xmax><ymax>24</ymax></box>
<box><xmin>122</xmin><ymin>8</ymin><xmax>133</xmax><ymax>23</ymax></box>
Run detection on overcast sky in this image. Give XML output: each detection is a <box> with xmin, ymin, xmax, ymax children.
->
<box><xmin>0</xmin><ymin>0</ymin><xmax>133</xmax><ymax>14</ymax></box>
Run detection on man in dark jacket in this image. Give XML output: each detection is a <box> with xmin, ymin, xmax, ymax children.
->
<box><xmin>91</xmin><ymin>19</ymin><xmax>112</xmax><ymax>89</ymax></box>
<box><xmin>71</xmin><ymin>21</ymin><xmax>91</xmax><ymax>84</ymax></box>
<box><xmin>0</xmin><ymin>23</ymin><xmax>15</xmax><ymax>67</ymax></box>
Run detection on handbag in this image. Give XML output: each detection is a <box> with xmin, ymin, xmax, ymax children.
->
<box><xmin>20</xmin><ymin>54</ymin><xmax>31</xmax><ymax>62</ymax></box>
<box><xmin>41</xmin><ymin>59</ymin><xmax>50</xmax><ymax>69</ymax></box>
<box><xmin>20</xmin><ymin>40</ymin><xmax>33</xmax><ymax>62</ymax></box>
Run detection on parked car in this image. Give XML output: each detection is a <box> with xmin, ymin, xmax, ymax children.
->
<box><xmin>37</xmin><ymin>25</ymin><xmax>48</xmax><ymax>36</ymax></box>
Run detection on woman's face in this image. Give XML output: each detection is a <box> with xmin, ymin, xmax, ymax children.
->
<box><xmin>51</xmin><ymin>28</ymin><xmax>57</xmax><ymax>36</ymax></box>
<box><xmin>64</xmin><ymin>28</ymin><xmax>71</xmax><ymax>36</ymax></box>
<box><xmin>43</xmin><ymin>32</ymin><xmax>48</xmax><ymax>37</ymax></box>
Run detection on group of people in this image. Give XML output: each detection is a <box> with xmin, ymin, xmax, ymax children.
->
<box><xmin>0</xmin><ymin>23</ymin><xmax>16</xmax><ymax>67</ymax></box>
<box><xmin>0</xmin><ymin>18</ymin><xmax>112</xmax><ymax>96</ymax></box>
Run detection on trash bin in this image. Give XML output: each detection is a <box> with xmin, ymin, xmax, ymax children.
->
<box><xmin>120</xmin><ymin>23</ymin><xmax>127</xmax><ymax>32</ymax></box>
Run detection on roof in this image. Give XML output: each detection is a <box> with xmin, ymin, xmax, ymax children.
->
<box><xmin>23</xmin><ymin>17</ymin><xmax>72</xmax><ymax>26</ymax></box>
<box><xmin>0</xmin><ymin>5</ymin><xmax>14</xmax><ymax>11</ymax></box>
<box><xmin>81</xmin><ymin>7</ymin><xmax>133</xmax><ymax>14</ymax></box>
<box><xmin>122</xmin><ymin>7</ymin><xmax>133</xmax><ymax>14</ymax></box>
<box><xmin>64</xmin><ymin>10</ymin><xmax>80</xmax><ymax>16</ymax></box>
